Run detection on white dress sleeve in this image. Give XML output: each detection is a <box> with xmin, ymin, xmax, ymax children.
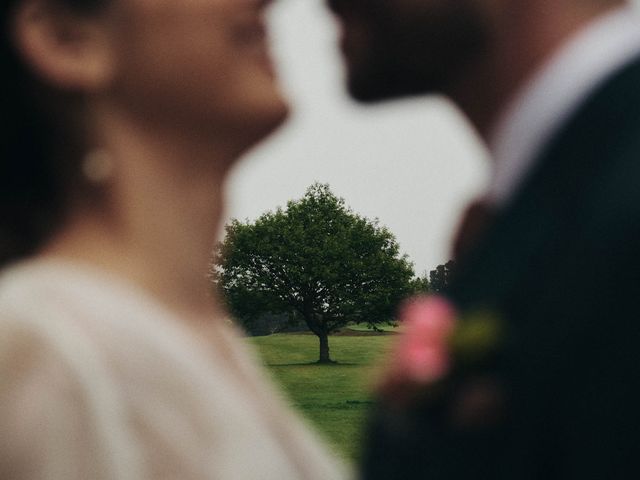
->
<box><xmin>0</xmin><ymin>313</ymin><xmax>142</xmax><ymax>480</ymax></box>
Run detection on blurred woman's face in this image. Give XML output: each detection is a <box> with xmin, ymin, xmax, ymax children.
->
<box><xmin>106</xmin><ymin>0</ymin><xmax>287</xmax><ymax>145</ymax></box>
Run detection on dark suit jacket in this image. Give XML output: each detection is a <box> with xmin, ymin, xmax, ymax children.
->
<box><xmin>362</xmin><ymin>57</ymin><xmax>640</xmax><ymax>479</ymax></box>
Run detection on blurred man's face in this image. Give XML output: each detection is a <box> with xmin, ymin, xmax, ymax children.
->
<box><xmin>327</xmin><ymin>0</ymin><xmax>492</xmax><ymax>102</ymax></box>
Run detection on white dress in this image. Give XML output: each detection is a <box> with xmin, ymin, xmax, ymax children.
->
<box><xmin>0</xmin><ymin>259</ymin><xmax>348</xmax><ymax>480</ymax></box>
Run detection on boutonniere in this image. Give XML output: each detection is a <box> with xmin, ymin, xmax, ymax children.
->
<box><xmin>378</xmin><ymin>295</ymin><xmax>503</xmax><ymax>408</ymax></box>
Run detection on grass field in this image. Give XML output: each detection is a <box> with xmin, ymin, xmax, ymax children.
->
<box><xmin>250</xmin><ymin>329</ymin><xmax>396</xmax><ymax>462</ymax></box>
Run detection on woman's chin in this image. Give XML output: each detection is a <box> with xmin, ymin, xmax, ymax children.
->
<box><xmin>264</xmin><ymin>96</ymin><xmax>291</xmax><ymax>134</ymax></box>
<box><xmin>244</xmin><ymin>94</ymin><xmax>291</xmax><ymax>145</ymax></box>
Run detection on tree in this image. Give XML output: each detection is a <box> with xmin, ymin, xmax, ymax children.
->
<box><xmin>411</xmin><ymin>273</ymin><xmax>431</xmax><ymax>294</ymax></box>
<box><xmin>214</xmin><ymin>183</ymin><xmax>415</xmax><ymax>363</ymax></box>
<box><xmin>428</xmin><ymin>260</ymin><xmax>456</xmax><ymax>293</ymax></box>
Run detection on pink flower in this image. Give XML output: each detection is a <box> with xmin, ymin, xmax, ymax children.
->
<box><xmin>400</xmin><ymin>296</ymin><xmax>456</xmax><ymax>342</ymax></box>
<box><xmin>399</xmin><ymin>342</ymin><xmax>451</xmax><ymax>383</ymax></box>
<box><xmin>379</xmin><ymin>296</ymin><xmax>457</xmax><ymax>404</ymax></box>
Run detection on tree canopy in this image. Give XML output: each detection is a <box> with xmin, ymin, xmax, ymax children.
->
<box><xmin>214</xmin><ymin>183</ymin><xmax>415</xmax><ymax>363</ymax></box>
<box><xmin>411</xmin><ymin>260</ymin><xmax>456</xmax><ymax>294</ymax></box>
<box><xmin>428</xmin><ymin>260</ymin><xmax>456</xmax><ymax>293</ymax></box>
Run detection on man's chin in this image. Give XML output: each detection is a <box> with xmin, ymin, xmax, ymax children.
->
<box><xmin>346</xmin><ymin>71</ymin><xmax>439</xmax><ymax>103</ymax></box>
<box><xmin>347</xmin><ymin>81</ymin><xmax>390</xmax><ymax>103</ymax></box>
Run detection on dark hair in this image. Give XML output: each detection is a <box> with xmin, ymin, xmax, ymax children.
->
<box><xmin>0</xmin><ymin>0</ymin><xmax>106</xmax><ymax>267</ymax></box>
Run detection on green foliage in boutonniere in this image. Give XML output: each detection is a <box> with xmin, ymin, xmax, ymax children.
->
<box><xmin>449</xmin><ymin>308</ymin><xmax>504</xmax><ymax>368</ymax></box>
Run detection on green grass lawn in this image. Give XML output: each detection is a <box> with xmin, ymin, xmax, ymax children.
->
<box><xmin>347</xmin><ymin>322</ymin><xmax>400</xmax><ymax>332</ymax></box>
<box><xmin>250</xmin><ymin>331</ymin><xmax>395</xmax><ymax>463</ymax></box>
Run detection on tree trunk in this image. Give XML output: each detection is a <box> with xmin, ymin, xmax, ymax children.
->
<box><xmin>301</xmin><ymin>304</ymin><xmax>334</xmax><ymax>364</ymax></box>
<box><xmin>317</xmin><ymin>331</ymin><xmax>333</xmax><ymax>364</ymax></box>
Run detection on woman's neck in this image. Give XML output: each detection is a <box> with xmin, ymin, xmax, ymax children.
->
<box><xmin>42</xmin><ymin>108</ymin><xmax>235</xmax><ymax>323</ymax></box>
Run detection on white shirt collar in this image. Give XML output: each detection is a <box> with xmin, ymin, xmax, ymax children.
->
<box><xmin>487</xmin><ymin>4</ymin><xmax>640</xmax><ymax>208</ymax></box>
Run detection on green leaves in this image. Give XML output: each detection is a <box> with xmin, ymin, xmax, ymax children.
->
<box><xmin>215</xmin><ymin>183</ymin><xmax>415</xmax><ymax>336</ymax></box>
<box><xmin>449</xmin><ymin>308</ymin><xmax>504</xmax><ymax>366</ymax></box>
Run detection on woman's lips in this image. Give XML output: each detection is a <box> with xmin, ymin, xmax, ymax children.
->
<box><xmin>234</xmin><ymin>20</ymin><xmax>276</xmax><ymax>76</ymax></box>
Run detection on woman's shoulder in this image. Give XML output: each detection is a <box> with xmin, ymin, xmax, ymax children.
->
<box><xmin>0</xmin><ymin>259</ymin><xmax>144</xmax><ymax>479</ymax></box>
<box><xmin>0</xmin><ymin>260</ymin><xmax>91</xmax><ymax>356</ymax></box>
<box><xmin>0</xmin><ymin>257</ymin><xmax>165</xmax><ymax>337</ymax></box>
<box><xmin>0</xmin><ymin>259</ymin><xmax>73</xmax><ymax>354</ymax></box>
<box><xmin>0</xmin><ymin>258</ymin><xmax>124</xmax><ymax>410</ymax></box>
<box><xmin>0</xmin><ymin>259</ymin><xmax>108</xmax><ymax>393</ymax></box>
<box><xmin>0</xmin><ymin>257</ymin><xmax>78</xmax><ymax>314</ymax></box>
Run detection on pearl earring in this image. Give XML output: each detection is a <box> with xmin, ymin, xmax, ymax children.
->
<box><xmin>82</xmin><ymin>149</ymin><xmax>114</xmax><ymax>184</ymax></box>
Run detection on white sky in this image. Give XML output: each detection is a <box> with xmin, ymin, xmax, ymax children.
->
<box><xmin>225</xmin><ymin>0</ymin><xmax>490</xmax><ymax>275</ymax></box>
